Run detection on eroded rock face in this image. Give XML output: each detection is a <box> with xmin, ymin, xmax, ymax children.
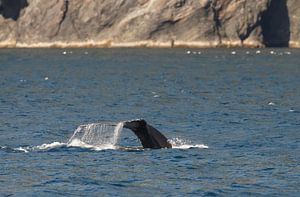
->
<box><xmin>287</xmin><ymin>0</ymin><xmax>300</xmax><ymax>47</ymax></box>
<box><xmin>0</xmin><ymin>0</ymin><xmax>299</xmax><ymax>47</ymax></box>
<box><xmin>0</xmin><ymin>16</ymin><xmax>16</xmax><ymax>47</ymax></box>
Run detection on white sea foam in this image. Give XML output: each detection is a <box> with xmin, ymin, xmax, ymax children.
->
<box><xmin>13</xmin><ymin>142</ymin><xmax>66</xmax><ymax>153</ymax></box>
<box><xmin>13</xmin><ymin>139</ymin><xmax>117</xmax><ymax>152</ymax></box>
<box><xmin>169</xmin><ymin>138</ymin><xmax>208</xmax><ymax>149</ymax></box>
<box><xmin>172</xmin><ymin>144</ymin><xmax>209</xmax><ymax>149</ymax></box>
<box><xmin>14</xmin><ymin>147</ymin><xmax>29</xmax><ymax>153</ymax></box>
<box><xmin>268</xmin><ymin>102</ymin><xmax>276</xmax><ymax>106</ymax></box>
<box><xmin>284</xmin><ymin>51</ymin><xmax>291</xmax><ymax>55</ymax></box>
<box><xmin>35</xmin><ymin>141</ymin><xmax>65</xmax><ymax>150</ymax></box>
<box><xmin>151</xmin><ymin>91</ymin><xmax>160</xmax><ymax>98</ymax></box>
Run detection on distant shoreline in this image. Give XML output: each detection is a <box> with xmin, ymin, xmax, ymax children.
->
<box><xmin>1</xmin><ymin>0</ymin><xmax>300</xmax><ymax>49</ymax></box>
<box><xmin>1</xmin><ymin>40</ymin><xmax>299</xmax><ymax>48</ymax></box>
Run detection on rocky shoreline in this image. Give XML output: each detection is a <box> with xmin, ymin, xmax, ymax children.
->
<box><xmin>0</xmin><ymin>0</ymin><xmax>299</xmax><ymax>48</ymax></box>
<box><xmin>0</xmin><ymin>40</ymin><xmax>267</xmax><ymax>49</ymax></box>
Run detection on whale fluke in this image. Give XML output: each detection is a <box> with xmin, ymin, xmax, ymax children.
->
<box><xmin>123</xmin><ymin>119</ymin><xmax>172</xmax><ymax>149</ymax></box>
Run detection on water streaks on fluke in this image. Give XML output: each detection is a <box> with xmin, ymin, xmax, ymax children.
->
<box><xmin>68</xmin><ymin>121</ymin><xmax>124</xmax><ymax>148</ymax></box>
<box><xmin>68</xmin><ymin>119</ymin><xmax>172</xmax><ymax>149</ymax></box>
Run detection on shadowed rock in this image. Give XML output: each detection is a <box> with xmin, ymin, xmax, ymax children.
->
<box><xmin>261</xmin><ymin>0</ymin><xmax>290</xmax><ymax>47</ymax></box>
<box><xmin>0</xmin><ymin>0</ymin><xmax>27</xmax><ymax>20</ymax></box>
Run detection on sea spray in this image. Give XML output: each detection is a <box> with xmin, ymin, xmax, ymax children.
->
<box><xmin>11</xmin><ymin>122</ymin><xmax>125</xmax><ymax>152</ymax></box>
<box><xmin>67</xmin><ymin>121</ymin><xmax>124</xmax><ymax>148</ymax></box>
<box><xmin>7</xmin><ymin>122</ymin><xmax>208</xmax><ymax>152</ymax></box>
<box><xmin>112</xmin><ymin>122</ymin><xmax>124</xmax><ymax>145</ymax></box>
<box><xmin>169</xmin><ymin>138</ymin><xmax>209</xmax><ymax>149</ymax></box>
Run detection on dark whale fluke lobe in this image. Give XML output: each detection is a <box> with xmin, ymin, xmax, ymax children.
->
<box><xmin>123</xmin><ymin>119</ymin><xmax>172</xmax><ymax>149</ymax></box>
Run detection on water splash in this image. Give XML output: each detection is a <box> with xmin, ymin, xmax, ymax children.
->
<box><xmin>4</xmin><ymin>122</ymin><xmax>208</xmax><ymax>152</ymax></box>
<box><xmin>169</xmin><ymin>138</ymin><xmax>209</xmax><ymax>149</ymax></box>
<box><xmin>9</xmin><ymin>122</ymin><xmax>124</xmax><ymax>152</ymax></box>
<box><xmin>67</xmin><ymin>122</ymin><xmax>124</xmax><ymax>149</ymax></box>
<box><xmin>10</xmin><ymin>142</ymin><xmax>66</xmax><ymax>153</ymax></box>
<box><xmin>36</xmin><ymin>142</ymin><xmax>66</xmax><ymax>150</ymax></box>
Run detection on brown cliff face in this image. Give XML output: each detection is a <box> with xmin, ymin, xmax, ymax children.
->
<box><xmin>0</xmin><ymin>0</ymin><xmax>299</xmax><ymax>48</ymax></box>
<box><xmin>287</xmin><ymin>0</ymin><xmax>300</xmax><ymax>48</ymax></box>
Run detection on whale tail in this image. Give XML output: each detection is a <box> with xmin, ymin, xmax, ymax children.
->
<box><xmin>123</xmin><ymin>119</ymin><xmax>172</xmax><ymax>149</ymax></box>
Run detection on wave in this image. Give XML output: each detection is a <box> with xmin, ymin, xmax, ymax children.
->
<box><xmin>8</xmin><ymin>142</ymin><xmax>66</xmax><ymax>153</ymax></box>
<box><xmin>2</xmin><ymin>137</ymin><xmax>208</xmax><ymax>153</ymax></box>
<box><xmin>169</xmin><ymin>138</ymin><xmax>209</xmax><ymax>149</ymax></box>
<box><xmin>7</xmin><ymin>140</ymin><xmax>117</xmax><ymax>153</ymax></box>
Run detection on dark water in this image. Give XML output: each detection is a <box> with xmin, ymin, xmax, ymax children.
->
<box><xmin>0</xmin><ymin>48</ymin><xmax>299</xmax><ymax>196</ymax></box>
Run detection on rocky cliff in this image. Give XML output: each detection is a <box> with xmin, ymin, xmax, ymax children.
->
<box><xmin>0</xmin><ymin>0</ymin><xmax>299</xmax><ymax>48</ymax></box>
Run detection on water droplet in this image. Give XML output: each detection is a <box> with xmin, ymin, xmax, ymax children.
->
<box><xmin>285</xmin><ymin>51</ymin><xmax>291</xmax><ymax>55</ymax></box>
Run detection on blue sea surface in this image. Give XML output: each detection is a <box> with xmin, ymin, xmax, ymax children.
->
<box><xmin>0</xmin><ymin>48</ymin><xmax>299</xmax><ymax>196</ymax></box>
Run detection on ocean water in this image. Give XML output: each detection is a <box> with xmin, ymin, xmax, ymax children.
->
<box><xmin>0</xmin><ymin>48</ymin><xmax>299</xmax><ymax>196</ymax></box>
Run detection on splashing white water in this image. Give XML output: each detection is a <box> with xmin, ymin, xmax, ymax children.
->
<box><xmin>169</xmin><ymin>138</ymin><xmax>209</xmax><ymax>149</ymax></box>
<box><xmin>12</xmin><ymin>122</ymin><xmax>124</xmax><ymax>152</ymax></box>
<box><xmin>8</xmin><ymin>122</ymin><xmax>208</xmax><ymax>152</ymax></box>
<box><xmin>14</xmin><ymin>146</ymin><xmax>30</xmax><ymax>153</ymax></box>
<box><xmin>36</xmin><ymin>141</ymin><xmax>66</xmax><ymax>150</ymax></box>
<box><xmin>13</xmin><ymin>142</ymin><xmax>66</xmax><ymax>153</ymax></box>
<box><xmin>67</xmin><ymin>122</ymin><xmax>124</xmax><ymax>149</ymax></box>
<box><xmin>67</xmin><ymin>139</ymin><xmax>116</xmax><ymax>150</ymax></box>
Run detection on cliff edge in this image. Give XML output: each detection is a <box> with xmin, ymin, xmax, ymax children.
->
<box><xmin>0</xmin><ymin>0</ymin><xmax>299</xmax><ymax>48</ymax></box>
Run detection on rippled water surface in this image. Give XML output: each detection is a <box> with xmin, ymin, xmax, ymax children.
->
<box><xmin>0</xmin><ymin>48</ymin><xmax>299</xmax><ymax>196</ymax></box>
